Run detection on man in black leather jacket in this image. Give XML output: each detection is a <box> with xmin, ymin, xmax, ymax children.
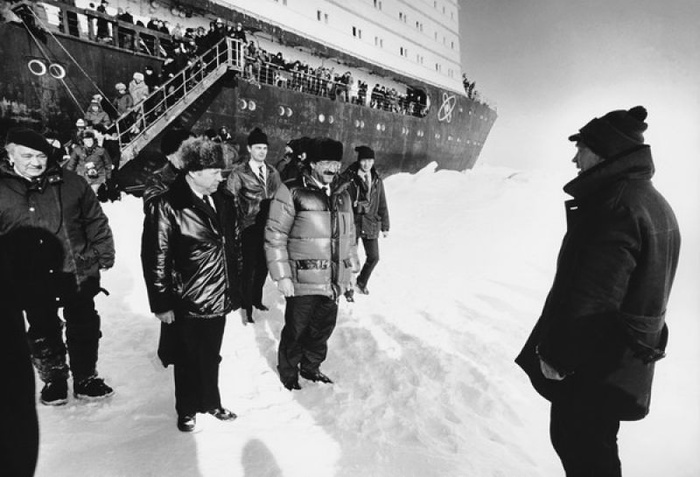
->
<box><xmin>141</xmin><ymin>136</ymin><xmax>241</xmax><ymax>432</ymax></box>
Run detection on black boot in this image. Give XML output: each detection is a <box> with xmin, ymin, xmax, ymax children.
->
<box><xmin>40</xmin><ymin>379</ymin><xmax>68</xmax><ymax>406</ymax></box>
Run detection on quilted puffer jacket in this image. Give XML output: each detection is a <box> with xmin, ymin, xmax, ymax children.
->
<box><xmin>265</xmin><ymin>172</ymin><xmax>359</xmax><ymax>299</ymax></box>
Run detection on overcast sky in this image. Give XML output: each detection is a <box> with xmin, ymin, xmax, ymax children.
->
<box><xmin>459</xmin><ymin>0</ymin><xmax>700</xmax><ymax>175</ymax></box>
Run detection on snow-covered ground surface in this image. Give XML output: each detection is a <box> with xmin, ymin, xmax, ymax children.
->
<box><xmin>34</xmin><ymin>163</ymin><xmax>699</xmax><ymax>477</ymax></box>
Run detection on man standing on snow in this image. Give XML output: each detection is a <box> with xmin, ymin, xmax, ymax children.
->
<box><xmin>339</xmin><ymin>145</ymin><xmax>390</xmax><ymax>300</ymax></box>
<box><xmin>225</xmin><ymin>127</ymin><xmax>282</xmax><ymax>323</ymax></box>
<box><xmin>141</xmin><ymin>137</ymin><xmax>241</xmax><ymax>432</ymax></box>
<box><xmin>0</xmin><ymin>128</ymin><xmax>115</xmax><ymax>406</ymax></box>
<box><xmin>265</xmin><ymin>137</ymin><xmax>359</xmax><ymax>390</ymax></box>
<box><xmin>515</xmin><ymin>106</ymin><xmax>680</xmax><ymax>476</ymax></box>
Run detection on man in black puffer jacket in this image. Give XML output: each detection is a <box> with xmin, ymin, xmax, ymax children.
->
<box><xmin>141</xmin><ymin>137</ymin><xmax>242</xmax><ymax>432</ymax></box>
<box><xmin>265</xmin><ymin>137</ymin><xmax>359</xmax><ymax>390</ymax></box>
<box><xmin>516</xmin><ymin>106</ymin><xmax>681</xmax><ymax>476</ymax></box>
<box><xmin>0</xmin><ymin>128</ymin><xmax>115</xmax><ymax>407</ymax></box>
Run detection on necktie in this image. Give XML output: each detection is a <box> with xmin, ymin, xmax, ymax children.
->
<box><xmin>364</xmin><ymin>173</ymin><xmax>371</xmax><ymax>191</ymax></box>
<box><xmin>257</xmin><ymin>166</ymin><xmax>265</xmax><ymax>185</ymax></box>
<box><xmin>203</xmin><ymin>195</ymin><xmax>216</xmax><ymax>213</ymax></box>
<box><xmin>323</xmin><ymin>185</ymin><xmax>330</xmax><ymax>196</ymax></box>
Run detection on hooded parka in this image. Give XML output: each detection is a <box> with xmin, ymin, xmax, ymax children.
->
<box><xmin>515</xmin><ymin>145</ymin><xmax>680</xmax><ymax>421</ymax></box>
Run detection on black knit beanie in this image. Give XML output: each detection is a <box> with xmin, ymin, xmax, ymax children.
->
<box><xmin>354</xmin><ymin>145</ymin><xmax>375</xmax><ymax>161</ymax></box>
<box><xmin>5</xmin><ymin>127</ymin><xmax>54</xmax><ymax>156</ymax></box>
<box><xmin>568</xmin><ymin>106</ymin><xmax>648</xmax><ymax>159</ymax></box>
<box><xmin>247</xmin><ymin>127</ymin><xmax>268</xmax><ymax>146</ymax></box>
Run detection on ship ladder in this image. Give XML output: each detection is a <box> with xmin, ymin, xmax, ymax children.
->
<box><xmin>115</xmin><ymin>37</ymin><xmax>245</xmax><ymax>166</ymax></box>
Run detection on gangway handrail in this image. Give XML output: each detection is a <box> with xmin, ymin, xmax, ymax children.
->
<box><xmin>114</xmin><ymin>37</ymin><xmax>244</xmax><ymax>164</ymax></box>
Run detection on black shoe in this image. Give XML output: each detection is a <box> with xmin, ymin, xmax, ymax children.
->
<box><xmin>344</xmin><ymin>289</ymin><xmax>355</xmax><ymax>302</ymax></box>
<box><xmin>40</xmin><ymin>380</ymin><xmax>68</xmax><ymax>406</ymax></box>
<box><xmin>208</xmin><ymin>407</ymin><xmax>237</xmax><ymax>421</ymax></box>
<box><xmin>253</xmin><ymin>303</ymin><xmax>269</xmax><ymax>311</ymax></box>
<box><xmin>300</xmin><ymin>369</ymin><xmax>334</xmax><ymax>384</ymax></box>
<box><xmin>74</xmin><ymin>376</ymin><xmax>114</xmax><ymax>401</ymax></box>
<box><xmin>282</xmin><ymin>377</ymin><xmax>301</xmax><ymax>391</ymax></box>
<box><xmin>177</xmin><ymin>414</ymin><xmax>196</xmax><ymax>432</ymax></box>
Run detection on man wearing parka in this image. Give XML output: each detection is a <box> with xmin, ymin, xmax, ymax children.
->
<box><xmin>64</xmin><ymin>130</ymin><xmax>113</xmax><ymax>193</ymax></box>
<box><xmin>0</xmin><ymin>128</ymin><xmax>115</xmax><ymax>406</ymax></box>
<box><xmin>141</xmin><ymin>137</ymin><xmax>241</xmax><ymax>433</ymax></box>
<box><xmin>83</xmin><ymin>99</ymin><xmax>112</xmax><ymax>132</ymax></box>
<box><xmin>339</xmin><ymin>145</ymin><xmax>390</xmax><ymax>296</ymax></box>
<box><xmin>515</xmin><ymin>106</ymin><xmax>680</xmax><ymax>477</ymax></box>
<box><xmin>225</xmin><ymin>127</ymin><xmax>282</xmax><ymax>323</ymax></box>
<box><xmin>265</xmin><ymin>137</ymin><xmax>359</xmax><ymax>390</ymax></box>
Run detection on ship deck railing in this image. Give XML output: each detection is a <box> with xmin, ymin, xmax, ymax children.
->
<box><xmin>243</xmin><ymin>56</ymin><xmax>427</xmax><ymax>117</ymax></box>
<box><xmin>114</xmin><ymin>37</ymin><xmax>244</xmax><ymax>164</ymax></box>
<box><xmin>36</xmin><ymin>0</ymin><xmax>175</xmax><ymax>58</ymax></box>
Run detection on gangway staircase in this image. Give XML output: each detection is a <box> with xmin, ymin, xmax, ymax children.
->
<box><xmin>115</xmin><ymin>37</ymin><xmax>244</xmax><ymax>166</ymax></box>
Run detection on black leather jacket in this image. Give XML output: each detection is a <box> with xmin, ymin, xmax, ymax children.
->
<box><xmin>141</xmin><ymin>174</ymin><xmax>241</xmax><ymax>318</ymax></box>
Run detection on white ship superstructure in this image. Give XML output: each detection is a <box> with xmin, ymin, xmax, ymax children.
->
<box><xmin>216</xmin><ymin>0</ymin><xmax>464</xmax><ymax>94</ymax></box>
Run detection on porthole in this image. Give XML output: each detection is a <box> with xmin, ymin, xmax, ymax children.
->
<box><xmin>319</xmin><ymin>114</ymin><xmax>325</xmax><ymax>123</ymax></box>
<box><xmin>28</xmin><ymin>59</ymin><xmax>46</xmax><ymax>76</ymax></box>
<box><xmin>48</xmin><ymin>63</ymin><xmax>66</xmax><ymax>79</ymax></box>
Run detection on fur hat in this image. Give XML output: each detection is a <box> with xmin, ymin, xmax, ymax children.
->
<box><xmin>247</xmin><ymin>127</ymin><xmax>268</xmax><ymax>146</ymax></box>
<box><xmin>133</xmin><ymin>72</ymin><xmax>144</xmax><ymax>81</ymax></box>
<box><xmin>354</xmin><ymin>145</ymin><xmax>374</xmax><ymax>161</ymax></box>
<box><xmin>306</xmin><ymin>137</ymin><xmax>343</xmax><ymax>163</ymax></box>
<box><xmin>288</xmin><ymin>136</ymin><xmax>311</xmax><ymax>157</ymax></box>
<box><xmin>568</xmin><ymin>106</ymin><xmax>648</xmax><ymax>159</ymax></box>
<box><xmin>5</xmin><ymin>127</ymin><xmax>54</xmax><ymax>156</ymax></box>
<box><xmin>161</xmin><ymin>128</ymin><xmax>193</xmax><ymax>156</ymax></box>
<box><xmin>179</xmin><ymin>137</ymin><xmax>227</xmax><ymax>172</ymax></box>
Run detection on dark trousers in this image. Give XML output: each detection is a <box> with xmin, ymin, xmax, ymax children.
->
<box><xmin>242</xmin><ymin>225</ymin><xmax>268</xmax><ymax>311</ymax></box>
<box><xmin>550</xmin><ymin>398</ymin><xmax>622</xmax><ymax>477</ymax></box>
<box><xmin>357</xmin><ymin>237</ymin><xmax>379</xmax><ymax>287</ymax></box>
<box><xmin>2</xmin><ymin>307</ymin><xmax>38</xmax><ymax>477</ymax></box>
<box><xmin>173</xmin><ymin>315</ymin><xmax>225</xmax><ymax>416</ymax></box>
<box><xmin>278</xmin><ymin>295</ymin><xmax>338</xmax><ymax>383</ymax></box>
<box><xmin>25</xmin><ymin>291</ymin><xmax>102</xmax><ymax>383</ymax></box>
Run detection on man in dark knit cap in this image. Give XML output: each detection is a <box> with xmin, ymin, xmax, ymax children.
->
<box><xmin>265</xmin><ymin>137</ymin><xmax>359</xmax><ymax>390</ymax></box>
<box><xmin>339</xmin><ymin>145</ymin><xmax>390</xmax><ymax>300</ymax></box>
<box><xmin>516</xmin><ymin>106</ymin><xmax>681</xmax><ymax>476</ymax></box>
<box><xmin>0</xmin><ymin>128</ymin><xmax>115</xmax><ymax>406</ymax></box>
<box><xmin>225</xmin><ymin>127</ymin><xmax>281</xmax><ymax>323</ymax></box>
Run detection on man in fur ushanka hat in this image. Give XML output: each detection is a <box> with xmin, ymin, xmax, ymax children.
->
<box><xmin>264</xmin><ymin>137</ymin><xmax>360</xmax><ymax>390</ymax></box>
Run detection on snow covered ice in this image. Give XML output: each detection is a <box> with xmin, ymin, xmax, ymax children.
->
<box><xmin>34</xmin><ymin>162</ymin><xmax>699</xmax><ymax>477</ymax></box>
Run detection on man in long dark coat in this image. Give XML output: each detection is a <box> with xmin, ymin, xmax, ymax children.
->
<box><xmin>141</xmin><ymin>137</ymin><xmax>241</xmax><ymax>432</ymax></box>
<box><xmin>515</xmin><ymin>106</ymin><xmax>681</xmax><ymax>476</ymax></box>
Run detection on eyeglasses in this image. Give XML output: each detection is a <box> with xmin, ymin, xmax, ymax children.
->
<box><xmin>316</xmin><ymin>161</ymin><xmax>342</xmax><ymax>171</ymax></box>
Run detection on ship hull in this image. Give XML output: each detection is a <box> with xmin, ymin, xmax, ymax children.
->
<box><xmin>1</xmin><ymin>16</ymin><xmax>496</xmax><ymax>175</ymax></box>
